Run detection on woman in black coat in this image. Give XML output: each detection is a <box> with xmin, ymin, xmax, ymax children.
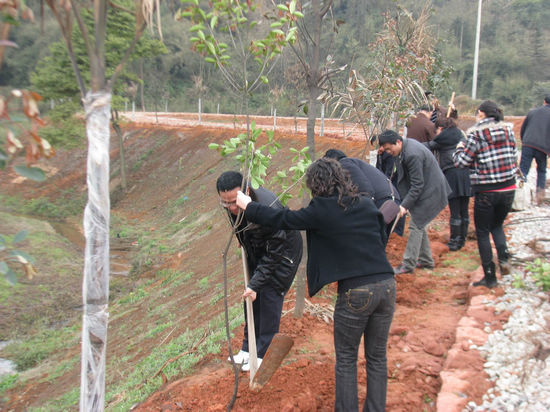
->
<box><xmin>425</xmin><ymin>115</ymin><xmax>471</xmax><ymax>250</ymax></box>
<box><xmin>236</xmin><ymin>158</ymin><xmax>395</xmax><ymax>412</ymax></box>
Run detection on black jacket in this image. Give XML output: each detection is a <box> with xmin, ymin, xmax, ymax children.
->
<box><xmin>245</xmin><ymin>196</ymin><xmax>393</xmax><ymax>297</ymax></box>
<box><xmin>520</xmin><ymin>104</ymin><xmax>550</xmax><ymax>155</ymax></box>
<box><xmin>339</xmin><ymin>157</ymin><xmax>400</xmax><ymax>207</ymax></box>
<box><xmin>424</xmin><ymin>127</ymin><xmax>465</xmax><ymax>172</ymax></box>
<box><xmin>231</xmin><ymin>187</ymin><xmax>302</xmax><ymax>294</ymax></box>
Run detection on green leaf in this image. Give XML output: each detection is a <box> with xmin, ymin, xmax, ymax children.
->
<box><xmin>260</xmin><ymin>75</ymin><xmax>268</xmax><ymax>84</ymax></box>
<box><xmin>289</xmin><ymin>0</ymin><xmax>296</xmax><ymax>14</ymax></box>
<box><xmin>13</xmin><ymin>166</ymin><xmax>46</xmax><ymax>182</ymax></box>
<box><xmin>205</xmin><ymin>57</ymin><xmax>217</xmax><ymax>64</ymax></box>
<box><xmin>0</xmin><ymin>261</ymin><xmax>8</xmax><ymax>275</ymax></box>
<box><xmin>277</xmin><ymin>4</ymin><xmax>289</xmax><ymax>11</ymax></box>
<box><xmin>293</xmin><ymin>11</ymin><xmax>304</xmax><ymax>18</ymax></box>
<box><xmin>208</xmin><ymin>143</ymin><xmax>220</xmax><ymax>150</ymax></box>
<box><xmin>13</xmin><ymin>230</ymin><xmax>28</xmax><ymax>244</ymax></box>
<box><xmin>270</xmin><ymin>22</ymin><xmax>283</xmax><ymax>28</ymax></box>
<box><xmin>277</xmin><ymin>171</ymin><xmax>287</xmax><ymax>178</ymax></box>
<box><xmin>5</xmin><ymin>268</ymin><xmax>17</xmax><ymax>285</ymax></box>
<box><xmin>210</xmin><ymin>15</ymin><xmax>218</xmax><ymax>29</ymax></box>
<box><xmin>190</xmin><ymin>24</ymin><xmax>204</xmax><ymax>33</ymax></box>
<box><xmin>206</xmin><ymin>41</ymin><xmax>216</xmax><ymax>56</ymax></box>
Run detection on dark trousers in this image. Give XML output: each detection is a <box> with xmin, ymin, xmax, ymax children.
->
<box><xmin>474</xmin><ymin>191</ymin><xmax>514</xmax><ymax>266</ymax></box>
<box><xmin>448</xmin><ymin>196</ymin><xmax>469</xmax><ymax>221</ymax></box>
<box><xmin>242</xmin><ymin>283</ymin><xmax>284</xmax><ymax>358</ymax></box>
<box><xmin>520</xmin><ymin>146</ymin><xmax>547</xmax><ymax>190</ymax></box>
<box><xmin>334</xmin><ymin>277</ymin><xmax>396</xmax><ymax>412</ymax></box>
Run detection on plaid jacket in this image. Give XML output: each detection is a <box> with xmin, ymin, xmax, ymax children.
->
<box><xmin>453</xmin><ymin>119</ymin><xmax>517</xmax><ymax>190</ymax></box>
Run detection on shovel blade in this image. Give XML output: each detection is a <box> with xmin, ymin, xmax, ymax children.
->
<box><xmin>249</xmin><ymin>333</ymin><xmax>294</xmax><ymax>392</ymax></box>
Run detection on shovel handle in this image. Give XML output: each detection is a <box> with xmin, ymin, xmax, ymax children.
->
<box><xmin>241</xmin><ymin>251</ymin><xmax>258</xmax><ymax>382</ymax></box>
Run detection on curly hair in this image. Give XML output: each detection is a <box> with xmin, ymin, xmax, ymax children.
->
<box><xmin>305</xmin><ymin>158</ymin><xmax>358</xmax><ymax>208</ymax></box>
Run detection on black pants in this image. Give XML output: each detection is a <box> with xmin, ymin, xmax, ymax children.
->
<box><xmin>474</xmin><ymin>191</ymin><xmax>514</xmax><ymax>266</ymax></box>
<box><xmin>242</xmin><ymin>283</ymin><xmax>285</xmax><ymax>358</ymax></box>
<box><xmin>448</xmin><ymin>196</ymin><xmax>469</xmax><ymax>221</ymax></box>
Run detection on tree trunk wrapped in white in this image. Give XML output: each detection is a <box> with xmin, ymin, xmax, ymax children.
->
<box><xmin>80</xmin><ymin>91</ymin><xmax>111</xmax><ymax>412</ymax></box>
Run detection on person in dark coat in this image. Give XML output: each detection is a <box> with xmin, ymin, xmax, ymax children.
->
<box><xmin>324</xmin><ymin>148</ymin><xmax>404</xmax><ymax>237</ymax></box>
<box><xmin>236</xmin><ymin>158</ymin><xmax>395</xmax><ymax>412</ymax></box>
<box><xmin>378</xmin><ymin>130</ymin><xmax>452</xmax><ymax>274</ymax></box>
<box><xmin>216</xmin><ymin>171</ymin><xmax>303</xmax><ymax>371</ymax></box>
<box><xmin>405</xmin><ymin>105</ymin><xmax>436</xmax><ymax>143</ymax></box>
<box><xmin>424</xmin><ymin>114</ymin><xmax>471</xmax><ymax>250</ymax></box>
<box><xmin>519</xmin><ymin>95</ymin><xmax>550</xmax><ymax>204</ymax></box>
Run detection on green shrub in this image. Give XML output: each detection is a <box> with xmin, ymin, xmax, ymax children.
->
<box><xmin>526</xmin><ymin>258</ymin><xmax>550</xmax><ymax>291</ymax></box>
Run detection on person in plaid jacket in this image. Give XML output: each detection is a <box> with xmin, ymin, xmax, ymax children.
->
<box><xmin>453</xmin><ymin>100</ymin><xmax>517</xmax><ymax>288</ymax></box>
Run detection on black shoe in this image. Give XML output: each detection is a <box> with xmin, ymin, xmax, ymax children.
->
<box><xmin>416</xmin><ymin>262</ymin><xmax>434</xmax><ymax>270</ymax></box>
<box><xmin>394</xmin><ymin>264</ymin><xmax>414</xmax><ymax>275</ymax></box>
<box><xmin>473</xmin><ymin>277</ymin><xmax>497</xmax><ymax>288</ymax></box>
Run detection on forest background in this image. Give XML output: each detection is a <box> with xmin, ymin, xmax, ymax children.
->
<box><xmin>2</xmin><ymin>0</ymin><xmax>550</xmax><ymax>144</ymax></box>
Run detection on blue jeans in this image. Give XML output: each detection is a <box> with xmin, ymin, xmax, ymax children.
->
<box><xmin>334</xmin><ymin>277</ymin><xmax>396</xmax><ymax>412</ymax></box>
<box><xmin>474</xmin><ymin>191</ymin><xmax>514</xmax><ymax>266</ymax></box>
<box><xmin>520</xmin><ymin>146</ymin><xmax>547</xmax><ymax>190</ymax></box>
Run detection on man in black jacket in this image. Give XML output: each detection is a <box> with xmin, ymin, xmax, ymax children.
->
<box><xmin>216</xmin><ymin>171</ymin><xmax>303</xmax><ymax>371</ymax></box>
<box><xmin>324</xmin><ymin>149</ymin><xmax>404</xmax><ymax>237</ymax></box>
<box><xmin>519</xmin><ymin>95</ymin><xmax>550</xmax><ymax>204</ymax></box>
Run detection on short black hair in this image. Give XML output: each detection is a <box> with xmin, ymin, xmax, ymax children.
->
<box><xmin>377</xmin><ymin>130</ymin><xmax>402</xmax><ymax>145</ymax></box>
<box><xmin>216</xmin><ymin>171</ymin><xmax>243</xmax><ymax>193</ymax></box>
<box><xmin>324</xmin><ymin>149</ymin><xmax>347</xmax><ymax>161</ymax></box>
<box><xmin>544</xmin><ymin>95</ymin><xmax>550</xmax><ymax>105</ymax></box>
<box><xmin>478</xmin><ymin>100</ymin><xmax>504</xmax><ymax>121</ymax></box>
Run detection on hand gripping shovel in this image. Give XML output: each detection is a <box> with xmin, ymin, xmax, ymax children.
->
<box><xmin>241</xmin><ymin>252</ymin><xmax>294</xmax><ymax>391</ymax></box>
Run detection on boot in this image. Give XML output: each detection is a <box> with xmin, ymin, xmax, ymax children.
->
<box><xmin>455</xmin><ymin>218</ymin><xmax>469</xmax><ymax>250</ymax></box>
<box><xmin>536</xmin><ymin>189</ymin><xmax>545</xmax><ymax>205</ymax></box>
<box><xmin>497</xmin><ymin>247</ymin><xmax>511</xmax><ymax>276</ymax></box>
<box><xmin>448</xmin><ymin>218</ymin><xmax>461</xmax><ymax>251</ymax></box>
<box><xmin>473</xmin><ymin>262</ymin><xmax>497</xmax><ymax>288</ymax></box>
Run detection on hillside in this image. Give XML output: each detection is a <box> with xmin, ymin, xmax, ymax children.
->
<box><xmin>0</xmin><ymin>116</ymin><xmax>531</xmax><ymax>411</ymax></box>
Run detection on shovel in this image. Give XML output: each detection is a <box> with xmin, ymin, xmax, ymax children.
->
<box><xmin>241</xmin><ymin>251</ymin><xmax>259</xmax><ymax>382</ymax></box>
<box><xmin>250</xmin><ymin>333</ymin><xmax>294</xmax><ymax>392</ymax></box>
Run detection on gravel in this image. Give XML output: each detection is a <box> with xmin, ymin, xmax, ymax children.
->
<box><xmin>464</xmin><ymin>172</ymin><xmax>550</xmax><ymax>412</ymax></box>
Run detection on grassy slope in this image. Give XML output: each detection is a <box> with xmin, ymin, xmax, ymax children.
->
<box><xmin>0</xmin><ymin>124</ymin><xmax>362</xmax><ymax>411</ymax></box>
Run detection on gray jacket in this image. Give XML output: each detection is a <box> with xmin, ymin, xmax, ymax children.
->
<box><xmin>396</xmin><ymin>138</ymin><xmax>451</xmax><ymax>228</ymax></box>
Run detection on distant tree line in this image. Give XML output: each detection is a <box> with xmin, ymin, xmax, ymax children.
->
<box><xmin>2</xmin><ymin>0</ymin><xmax>549</xmax><ymax>125</ymax></box>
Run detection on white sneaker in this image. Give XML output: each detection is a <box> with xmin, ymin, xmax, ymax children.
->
<box><xmin>241</xmin><ymin>357</ymin><xmax>262</xmax><ymax>372</ymax></box>
<box><xmin>227</xmin><ymin>350</ymin><xmax>249</xmax><ymax>364</ymax></box>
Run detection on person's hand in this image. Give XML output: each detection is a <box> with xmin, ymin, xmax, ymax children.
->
<box><xmin>236</xmin><ymin>190</ymin><xmax>252</xmax><ymax>210</ymax></box>
<box><xmin>398</xmin><ymin>205</ymin><xmax>408</xmax><ymax>218</ymax></box>
<box><xmin>242</xmin><ymin>287</ymin><xmax>257</xmax><ymax>302</ymax></box>
<box><xmin>456</xmin><ymin>141</ymin><xmax>465</xmax><ymax>149</ymax></box>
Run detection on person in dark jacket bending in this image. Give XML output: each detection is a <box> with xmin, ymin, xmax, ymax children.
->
<box><xmin>237</xmin><ymin>158</ymin><xmax>395</xmax><ymax>412</ymax></box>
<box><xmin>324</xmin><ymin>148</ymin><xmax>404</xmax><ymax>237</ymax></box>
<box><xmin>424</xmin><ymin>114</ymin><xmax>471</xmax><ymax>251</ymax></box>
<box><xmin>216</xmin><ymin>171</ymin><xmax>303</xmax><ymax>371</ymax></box>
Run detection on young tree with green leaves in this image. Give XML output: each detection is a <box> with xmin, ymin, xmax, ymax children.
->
<box><xmin>323</xmin><ymin>4</ymin><xmax>451</xmax><ymax>155</ymax></box>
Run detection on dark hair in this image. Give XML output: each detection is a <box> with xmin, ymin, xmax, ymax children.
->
<box><xmin>377</xmin><ymin>129</ymin><xmax>402</xmax><ymax>145</ymax></box>
<box><xmin>305</xmin><ymin>158</ymin><xmax>358</xmax><ymax>208</ymax></box>
<box><xmin>435</xmin><ymin>114</ymin><xmax>457</xmax><ymax>129</ymax></box>
<box><xmin>216</xmin><ymin>171</ymin><xmax>243</xmax><ymax>193</ymax></box>
<box><xmin>324</xmin><ymin>149</ymin><xmax>347</xmax><ymax>161</ymax></box>
<box><xmin>544</xmin><ymin>95</ymin><xmax>550</xmax><ymax>105</ymax></box>
<box><xmin>477</xmin><ymin>100</ymin><xmax>504</xmax><ymax>121</ymax></box>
